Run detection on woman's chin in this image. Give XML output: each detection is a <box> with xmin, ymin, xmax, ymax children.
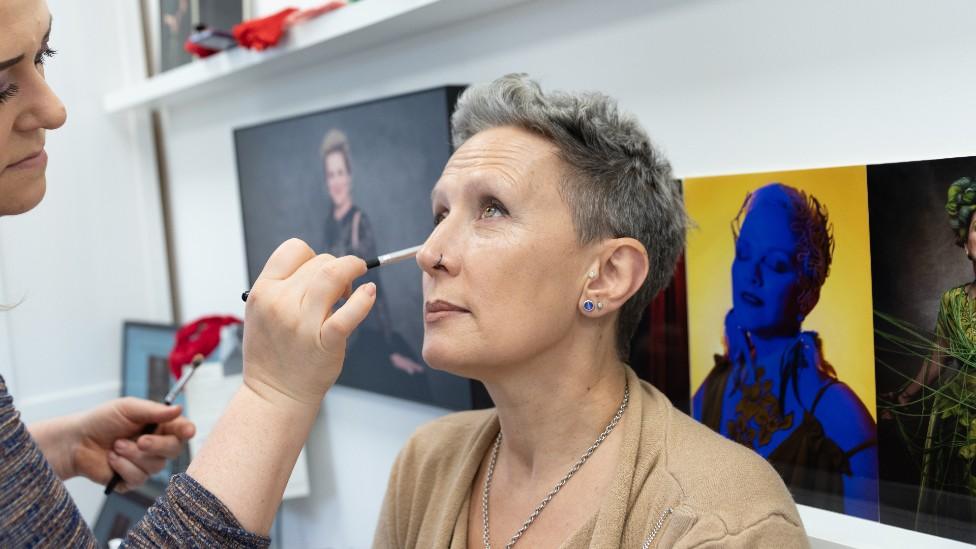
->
<box><xmin>0</xmin><ymin>175</ymin><xmax>46</xmax><ymax>216</ymax></box>
<box><xmin>421</xmin><ymin>342</ymin><xmax>480</xmax><ymax>378</ymax></box>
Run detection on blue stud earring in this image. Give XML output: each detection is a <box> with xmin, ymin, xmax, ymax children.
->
<box><xmin>583</xmin><ymin>300</ymin><xmax>595</xmax><ymax>312</ymax></box>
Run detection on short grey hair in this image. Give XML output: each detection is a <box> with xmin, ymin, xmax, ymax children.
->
<box><xmin>451</xmin><ymin>74</ymin><xmax>688</xmax><ymax>359</ymax></box>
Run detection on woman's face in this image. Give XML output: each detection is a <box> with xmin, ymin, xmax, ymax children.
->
<box><xmin>730</xmin><ymin>192</ymin><xmax>805</xmax><ymax>338</ymax></box>
<box><xmin>324</xmin><ymin>150</ymin><xmax>351</xmax><ymax>208</ymax></box>
<box><xmin>418</xmin><ymin>126</ymin><xmax>593</xmax><ymax>379</ymax></box>
<box><xmin>965</xmin><ymin>212</ymin><xmax>976</xmax><ymax>265</ymax></box>
<box><xmin>0</xmin><ymin>0</ymin><xmax>66</xmax><ymax>216</ymax></box>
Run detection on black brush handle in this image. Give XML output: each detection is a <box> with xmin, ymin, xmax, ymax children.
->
<box><xmin>242</xmin><ymin>254</ymin><xmax>381</xmax><ymax>302</ymax></box>
<box><xmin>103</xmin><ymin>421</ymin><xmax>159</xmax><ymax>495</ymax></box>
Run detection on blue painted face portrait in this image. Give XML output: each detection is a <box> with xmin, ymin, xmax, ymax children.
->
<box><xmin>731</xmin><ymin>185</ymin><xmax>806</xmax><ymax>338</ymax></box>
<box><xmin>695</xmin><ymin>181</ymin><xmax>879</xmax><ymax>521</ymax></box>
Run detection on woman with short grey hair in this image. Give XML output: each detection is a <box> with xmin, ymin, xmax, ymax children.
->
<box><xmin>373</xmin><ymin>74</ymin><xmax>808</xmax><ymax>548</ymax></box>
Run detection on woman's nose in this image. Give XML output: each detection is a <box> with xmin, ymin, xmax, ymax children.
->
<box><xmin>751</xmin><ymin>260</ymin><xmax>763</xmax><ymax>287</ymax></box>
<box><xmin>417</xmin><ymin>218</ymin><xmax>456</xmax><ymax>276</ymax></box>
<box><xmin>416</xmin><ymin>239</ymin><xmax>441</xmax><ymax>275</ymax></box>
<box><xmin>15</xmin><ymin>74</ymin><xmax>66</xmax><ymax>133</ymax></box>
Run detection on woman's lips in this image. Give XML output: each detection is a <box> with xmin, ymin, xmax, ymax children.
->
<box><xmin>424</xmin><ymin>300</ymin><xmax>469</xmax><ymax>322</ymax></box>
<box><xmin>7</xmin><ymin>149</ymin><xmax>47</xmax><ymax>171</ymax></box>
<box><xmin>740</xmin><ymin>291</ymin><xmax>764</xmax><ymax>306</ymax></box>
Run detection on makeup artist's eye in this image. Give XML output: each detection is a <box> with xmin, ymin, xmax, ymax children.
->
<box><xmin>479</xmin><ymin>198</ymin><xmax>508</xmax><ymax>220</ymax></box>
<box><xmin>0</xmin><ymin>83</ymin><xmax>20</xmax><ymax>104</ymax></box>
<box><xmin>34</xmin><ymin>46</ymin><xmax>57</xmax><ymax>66</ymax></box>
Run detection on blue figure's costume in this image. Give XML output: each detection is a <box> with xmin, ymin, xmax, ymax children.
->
<box><xmin>697</xmin><ymin>326</ymin><xmax>875</xmax><ymax>514</ymax></box>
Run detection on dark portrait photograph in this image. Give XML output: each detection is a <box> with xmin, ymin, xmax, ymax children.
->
<box><xmin>868</xmin><ymin>155</ymin><xmax>976</xmax><ymax>543</ymax></box>
<box><xmin>629</xmin><ymin>255</ymin><xmax>691</xmax><ymax>414</ymax></box>
<box><xmin>234</xmin><ymin>87</ymin><xmax>485</xmax><ymax>410</ymax></box>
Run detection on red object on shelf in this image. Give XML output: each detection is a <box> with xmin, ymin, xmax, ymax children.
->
<box><xmin>233</xmin><ymin>7</ymin><xmax>298</xmax><ymax>51</ymax></box>
<box><xmin>184</xmin><ymin>40</ymin><xmax>220</xmax><ymax>58</ymax></box>
<box><xmin>169</xmin><ymin>315</ymin><xmax>242</xmax><ymax>378</ymax></box>
<box><xmin>233</xmin><ymin>2</ymin><xmax>347</xmax><ymax>51</ymax></box>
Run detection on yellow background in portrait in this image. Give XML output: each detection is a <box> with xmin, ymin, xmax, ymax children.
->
<box><xmin>684</xmin><ymin>166</ymin><xmax>877</xmax><ymax>419</ymax></box>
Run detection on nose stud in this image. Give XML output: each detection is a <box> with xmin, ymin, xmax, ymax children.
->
<box><xmin>587</xmin><ymin>271</ymin><xmax>596</xmax><ymax>279</ymax></box>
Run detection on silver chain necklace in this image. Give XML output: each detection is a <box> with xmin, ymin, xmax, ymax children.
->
<box><xmin>481</xmin><ymin>381</ymin><xmax>630</xmax><ymax>549</ymax></box>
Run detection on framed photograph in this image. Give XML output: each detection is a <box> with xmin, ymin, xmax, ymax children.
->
<box><xmin>628</xmin><ymin>253</ymin><xmax>690</xmax><ymax>414</ymax></box>
<box><xmin>234</xmin><ymin>86</ymin><xmax>493</xmax><ymax>410</ymax></box>
<box><xmin>120</xmin><ymin>321</ymin><xmax>189</xmax><ymax>489</ymax></box>
<box><xmin>92</xmin><ymin>489</ymin><xmax>157</xmax><ymax>547</ymax></box>
<box><xmin>684</xmin><ymin>168</ymin><xmax>880</xmax><ymax>519</ymax></box>
<box><xmin>867</xmin><ymin>156</ymin><xmax>976</xmax><ymax>543</ymax></box>
<box><xmin>142</xmin><ymin>0</ymin><xmax>251</xmax><ymax>74</ymax></box>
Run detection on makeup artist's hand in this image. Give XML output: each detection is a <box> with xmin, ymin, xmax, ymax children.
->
<box><xmin>29</xmin><ymin>398</ymin><xmax>195</xmax><ymax>491</ymax></box>
<box><xmin>243</xmin><ymin>238</ymin><xmax>377</xmax><ymax>409</ymax></box>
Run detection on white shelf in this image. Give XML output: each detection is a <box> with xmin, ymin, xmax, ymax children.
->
<box><xmin>104</xmin><ymin>0</ymin><xmax>530</xmax><ymax>113</ymax></box>
<box><xmin>797</xmin><ymin>504</ymin><xmax>972</xmax><ymax>549</ymax></box>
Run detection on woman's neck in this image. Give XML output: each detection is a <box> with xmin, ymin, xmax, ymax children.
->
<box><xmin>747</xmin><ymin>331</ymin><xmax>800</xmax><ymax>371</ymax></box>
<box><xmin>483</xmin><ymin>348</ymin><xmax>628</xmax><ymax>481</ymax></box>
<box><xmin>333</xmin><ymin>201</ymin><xmax>352</xmax><ymax>220</ymax></box>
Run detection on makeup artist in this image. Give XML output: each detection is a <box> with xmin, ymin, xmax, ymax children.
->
<box><xmin>1</xmin><ymin>1</ymin><xmax>375</xmax><ymax>545</ymax></box>
<box><xmin>372</xmin><ymin>75</ymin><xmax>809</xmax><ymax>548</ymax></box>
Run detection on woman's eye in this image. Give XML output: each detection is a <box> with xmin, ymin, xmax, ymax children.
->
<box><xmin>433</xmin><ymin>210</ymin><xmax>447</xmax><ymax>226</ymax></box>
<box><xmin>34</xmin><ymin>46</ymin><xmax>57</xmax><ymax>66</ymax></box>
<box><xmin>479</xmin><ymin>199</ymin><xmax>507</xmax><ymax>219</ymax></box>
<box><xmin>0</xmin><ymin>83</ymin><xmax>20</xmax><ymax>104</ymax></box>
<box><xmin>764</xmin><ymin>255</ymin><xmax>792</xmax><ymax>274</ymax></box>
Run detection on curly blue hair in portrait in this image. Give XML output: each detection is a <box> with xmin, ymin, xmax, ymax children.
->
<box><xmin>693</xmin><ymin>183</ymin><xmax>879</xmax><ymax>520</ymax></box>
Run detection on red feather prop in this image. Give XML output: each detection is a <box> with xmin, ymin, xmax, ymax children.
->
<box><xmin>169</xmin><ymin>315</ymin><xmax>242</xmax><ymax>378</ymax></box>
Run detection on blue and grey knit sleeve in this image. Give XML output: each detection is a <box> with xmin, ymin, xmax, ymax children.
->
<box><xmin>1</xmin><ymin>375</ymin><xmax>269</xmax><ymax>547</ymax></box>
<box><xmin>0</xmin><ymin>375</ymin><xmax>97</xmax><ymax>548</ymax></box>
<box><xmin>123</xmin><ymin>474</ymin><xmax>270</xmax><ymax>548</ymax></box>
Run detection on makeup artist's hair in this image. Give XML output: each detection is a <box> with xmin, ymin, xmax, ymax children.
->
<box><xmin>320</xmin><ymin>128</ymin><xmax>352</xmax><ymax>174</ymax></box>
<box><xmin>451</xmin><ymin>74</ymin><xmax>688</xmax><ymax>358</ymax></box>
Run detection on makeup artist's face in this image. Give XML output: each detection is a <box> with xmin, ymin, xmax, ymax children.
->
<box><xmin>419</xmin><ymin>126</ymin><xmax>592</xmax><ymax>378</ymax></box>
<box><xmin>324</xmin><ymin>151</ymin><xmax>352</xmax><ymax>209</ymax></box>
<box><xmin>0</xmin><ymin>0</ymin><xmax>66</xmax><ymax>217</ymax></box>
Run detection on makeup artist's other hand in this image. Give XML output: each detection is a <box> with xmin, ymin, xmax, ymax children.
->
<box><xmin>28</xmin><ymin>398</ymin><xmax>195</xmax><ymax>490</ymax></box>
<box><xmin>243</xmin><ymin>238</ymin><xmax>376</xmax><ymax>409</ymax></box>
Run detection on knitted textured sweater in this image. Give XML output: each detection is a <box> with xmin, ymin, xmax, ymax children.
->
<box><xmin>0</xmin><ymin>375</ymin><xmax>268</xmax><ymax>548</ymax></box>
<box><xmin>373</xmin><ymin>366</ymin><xmax>810</xmax><ymax>548</ymax></box>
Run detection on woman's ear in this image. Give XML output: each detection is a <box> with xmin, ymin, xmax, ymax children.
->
<box><xmin>583</xmin><ymin>238</ymin><xmax>649</xmax><ymax>316</ymax></box>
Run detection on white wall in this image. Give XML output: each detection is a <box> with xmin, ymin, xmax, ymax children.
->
<box><xmin>7</xmin><ymin>0</ymin><xmax>974</xmax><ymax>545</ymax></box>
<box><xmin>0</xmin><ymin>0</ymin><xmax>170</xmax><ymax>524</ymax></box>
<box><xmin>153</xmin><ymin>0</ymin><xmax>976</xmax><ymax>547</ymax></box>
<box><xmin>150</xmin><ymin>0</ymin><xmax>976</xmax><ymax>547</ymax></box>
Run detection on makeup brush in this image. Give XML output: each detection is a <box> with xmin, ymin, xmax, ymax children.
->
<box><xmin>103</xmin><ymin>353</ymin><xmax>205</xmax><ymax>495</ymax></box>
<box><xmin>241</xmin><ymin>244</ymin><xmax>422</xmax><ymax>302</ymax></box>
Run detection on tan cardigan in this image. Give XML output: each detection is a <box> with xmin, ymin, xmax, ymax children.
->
<box><xmin>373</xmin><ymin>367</ymin><xmax>809</xmax><ymax>548</ymax></box>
